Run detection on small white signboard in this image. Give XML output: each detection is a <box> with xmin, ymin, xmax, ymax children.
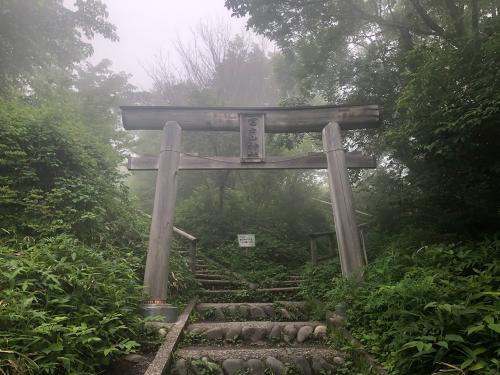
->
<box><xmin>238</xmin><ymin>234</ymin><xmax>255</xmax><ymax>247</ymax></box>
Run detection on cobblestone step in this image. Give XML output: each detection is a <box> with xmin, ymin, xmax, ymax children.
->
<box><xmin>172</xmin><ymin>346</ymin><xmax>346</xmax><ymax>375</ymax></box>
<box><xmin>185</xmin><ymin>321</ymin><xmax>327</xmax><ymax>344</ymax></box>
<box><xmin>195</xmin><ymin>302</ymin><xmax>308</xmax><ymax>321</ymax></box>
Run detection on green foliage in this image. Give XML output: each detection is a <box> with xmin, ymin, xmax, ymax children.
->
<box><xmin>302</xmin><ymin>238</ymin><xmax>500</xmax><ymax>374</ymax></box>
<box><xmin>203</xmin><ymin>233</ymin><xmax>308</xmax><ymax>284</ymax></box>
<box><xmin>384</xmin><ymin>31</ymin><xmax>500</xmax><ymax>235</ymax></box>
<box><xmin>300</xmin><ymin>259</ymin><xmax>341</xmax><ymax>301</ymax></box>
<box><xmin>0</xmin><ymin>235</ymin><xmax>147</xmax><ymax>374</ymax></box>
<box><xmin>0</xmin><ymin>98</ymin><xmax>147</xmax><ymax>249</ymax></box>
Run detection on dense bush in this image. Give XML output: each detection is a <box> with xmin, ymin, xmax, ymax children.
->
<box><xmin>301</xmin><ymin>238</ymin><xmax>500</xmax><ymax>374</ymax></box>
<box><xmin>0</xmin><ymin>235</ymin><xmax>146</xmax><ymax>374</ymax></box>
<box><xmin>0</xmin><ymin>98</ymin><xmax>148</xmax><ymax>249</ymax></box>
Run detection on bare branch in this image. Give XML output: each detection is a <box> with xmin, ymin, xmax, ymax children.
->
<box><xmin>408</xmin><ymin>0</ymin><xmax>446</xmax><ymax>37</ymax></box>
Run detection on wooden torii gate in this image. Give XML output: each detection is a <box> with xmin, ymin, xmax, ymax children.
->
<box><xmin>121</xmin><ymin>104</ymin><xmax>380</xmax><ymax>321</ymax></box>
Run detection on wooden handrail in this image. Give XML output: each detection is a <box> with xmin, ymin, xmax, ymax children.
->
<box><xmin>309</xmin><ymin>223</ymin><xmax>370</xmax><ymax>268</ymax></box>
<box><xmin>172</xmin><ymin>227</ymin><xmax>197</xmax><ymax>273</ymax></box>
<box><xmin>173</xmin><ymin>226</ymin><xmax>197</xmax><ymax>242</ymax></box>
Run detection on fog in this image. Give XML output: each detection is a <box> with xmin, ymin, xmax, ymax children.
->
<box><xmin>90</xmin><ymin>0</ymin><xmax>247</xmax><ymax>90</ymax></box>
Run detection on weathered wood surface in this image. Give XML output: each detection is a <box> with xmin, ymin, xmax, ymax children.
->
<box><xmin>121</xmin><ymin>104</ymin><xmax>380</xmax><ymax>132</ymax></box>
<box><xmin>128</xmin><ymin>153</ymin><xmax>376</xmax><ymax>171</ymax></box>
<box><xmin>310</xmin><ymin>237</ymin><xmax>318</xmax><ymax>266</ymax></box>
<box><xmin>173</xmin><ymin>226</ymin><xmax>197</xmax><ymax>241</ymax></box>
<box><xmin>143</xmin><ymin>122</ymin><xmax>181</xmax><ymax>301</ymax></box>
<box><xmin>322</xmin><ymin>122</ymin><xmax>365</xmax><ymax>275</ymax></box>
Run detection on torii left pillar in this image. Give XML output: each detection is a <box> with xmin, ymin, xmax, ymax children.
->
<box><xmin>143</xmin><ymin>121</ymin><xmax>181</xmax><ymax>322</ymax></box>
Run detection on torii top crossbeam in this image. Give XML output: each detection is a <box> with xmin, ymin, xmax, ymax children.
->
<box><xmin>120</xmin><ymin>104</ymin><xmax>380</xmax><ymax>132</ymax></box>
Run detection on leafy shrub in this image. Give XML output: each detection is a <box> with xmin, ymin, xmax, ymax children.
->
<box><xmin>301</xmin><ymin>238</ymin><xmax>500</xmax><ymax>374</ymax></box>
<box><xmin>0</xmin><ymin>98</ymin><xmax>148</xmax><ymax>249</ymax></box>
<box><xmin>0</xmin><ymin>235</ymin><xmax>146</xmax><ymax>374</ymax></box>
<box><xmin>300</xmin><ymin>258</ymin><xmax>341</xmax><ymax>301</ymax></box>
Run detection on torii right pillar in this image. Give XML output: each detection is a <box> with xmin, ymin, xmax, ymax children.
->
<box><xmin>322</xmin><ymin>122</ymin><xmax>364</xmax><ymax>276</ymax></box>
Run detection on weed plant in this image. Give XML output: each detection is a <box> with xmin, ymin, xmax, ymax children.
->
<box><xmin>301</xmin><ymin>237</ymin><xmax>500</xmax><ymax>374</ymax></box>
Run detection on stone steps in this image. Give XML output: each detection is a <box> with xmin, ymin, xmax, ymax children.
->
<box><xmin>171</xmin><ymin>256</ymin><xmax>348</xmax><ymax>374</ymax></box>
<box><xmin>185</xmin><ymin>321</ymin><xmax>326</xmax><ymax>344</ymax></box>
<box><xmin>195</xmin><ymin>273</ymin><xmax>227</xmax><ymax>280</ymax></box>
<box><xmin>173</xmin><ymin>346</ymin><xmax>345</xmax><ymax>375</ymax></box>
<box><xmin>196</xmin><ymin>279</ymin><xmax>241</xmax><ymax>286</ymax></box>
<box><xmin>195</xmin><ymin>302</ymin><xmax>308</xmax><ymax>321</ymax></box>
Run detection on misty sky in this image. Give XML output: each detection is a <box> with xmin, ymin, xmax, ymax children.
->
<box><xmin>90</xmin><ymin>0</ymin><xmax>247</xmax><ymax>90</ymax></box>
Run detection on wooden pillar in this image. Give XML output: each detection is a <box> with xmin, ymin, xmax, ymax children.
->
<box><xmin>328</xmin><ymin>233</ymin><xmax>335</xmax><ymax>256</ymax></box>
<box><xmin>310</xmin><ymin>236</ymin><xmax>318</xmax><ymax>266</ymax></box>
<box><xmin>144</xmin><ymin>121</ymin><xmax>181</xmax><ymax>302</ymax></box>
<box><xmin>189</xmin><ymin>239</ymin><xmax>197</xmax><ymax>274</ymax></box>
<box><xmin>322</xmin><ymin>122</ymin><xmax>364</xmax><ymax>275</ymax></box>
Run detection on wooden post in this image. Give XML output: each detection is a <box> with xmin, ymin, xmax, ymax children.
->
<box><xmin>328</xmin><ymin>233</ymin><xmax>335</xmax><ymax>256</ymax></box>
<box><xmin>322</xmin><ymin>122</ymin><xmax>364</xmax><ymax>275</ymax></box>
<box><xmin>144</xmin><ymin>121</ymin><xmax>181</xmax><ymax>311</ymax></box>
<box><xmin>189</xmin><ymin>239</ymin><xmax>197</xmax><ymax>274</ymax></box>
<box><xmin>310</xmin><ymin>236</ymin><xmax>318</xmax><ymax>266</ymax></box>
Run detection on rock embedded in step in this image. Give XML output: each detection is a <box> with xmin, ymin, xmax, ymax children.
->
<box><xmin>283</xmin><ymin>324</ymin><xmax>297</xmax><ymax>343</ymax></box>
<box><xmin>242</xmin><ymin>326</ymin><xmax>267</xmax><ymax>342</ymax></box>
<box><xmin>333</xmin><ymin>356</ymin><xmax>345</xmax><ymax>365</ymax></box>
<box><xmin>205</xmin><ymin>327</ymin><xmax>225</xmax><ymax>340</ymax></box>
<box><xmin>327</xmin><ymin>313</ymin><xmax>346</xmax><ymax>328</ymax></box>
<box><xmin>222</xmin><ymin>358</ymin><xmax>247</xmax><ymax>375</ymax></box>
<box><xmin>311</xmin><ymin>356</ymin><xmax>335</xmax><ymax>374</ymax></box>
<box><xmin>226</xmin><ymin>305</ymin><xmax>238</xmax><ymax>316</ymax></box>
<box><xmin>293</xmin><ymin>356</ymin><xmax>312</xmax><ymax>375</ymax></box>
<box><xmin>249</xmin><ymin>306</ymin><xmax>266</xmax><ymax>319</ymax></box>
<box><xmin>238</xmin><ymin>304</ymin><xmax>249</xmax><ymax>318</ymax></box>
<box><xmin>279</xmin><ymin>308</ymin><xmax>292</xmax><ymax>320</ymax></box>
<box><xmin>158</xmin><ymin>327</ymin><xmax>168</xmax><ymax>337</ymax></box>
<box><xmin>214</xmin><ymin>307</ymin><xmax>225</xmax><ymax>320</ymax></box>
<box><xmin>225</xmin><ymin>324</ymin><xmax>242</xmax><ymax>341</ymax></box>
<box><xmin>124</xmin><ymin>353</ymin><xmax>145</xmax><ymax>363</ymax></box>
<box><xmin>187</xmin><ymin>326</ymin><xmax>204</xmax><ymax>334</ymax></box>
<box><xmin>265</xmin><ymin>357</ymin><xmax>285</xmax><ymax>375</ymax></box>
<box><xmin>296</xmin><ymin>325</ymin><xmax>313</xmax><ymax>343</ymax></box>
<box><xmin>268</xmin><ymin>324</ymin><xmax>282</xmax><ymax>341</ymax></box>
<box><xmin>172</xmin><ymin>359</ymin><xmax>188</xmax><ymax>375</ymax></box>
<box><xmin>313</xmin><ymin>325</ymin><xmax>327</xmax><ymax>339</ymax></box>
<box><xmin>247</xmin><ymin>359</ymin><xmax>265</xmax><ymax>375</ymax></box>
<box><xmin>262</xmin><ymin>305</ymin><xmax>275</xmax><ymax>318</ymax></box>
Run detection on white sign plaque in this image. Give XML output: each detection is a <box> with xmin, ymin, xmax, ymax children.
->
<box><xmin>238</xmin><ymin>234</ymin><xmax>255</xmax><ymax>247</ymax></box>
<box><xmin>240</xmin><ymin>113</ymin><xmax>265</xmax><ymax>162</ymax></box>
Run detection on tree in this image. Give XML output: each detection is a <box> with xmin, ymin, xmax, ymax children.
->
<box><xmin>0</xmin><ymin>0</ymin><xmax>117</xmax><ymax>90</ymax></box>
<box><xmin>224</xmin><ymin>0</ymin><xmax>500</xmax><ymax>236</ymax></box>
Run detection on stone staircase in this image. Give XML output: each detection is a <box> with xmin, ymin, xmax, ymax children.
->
<box><xmin>170</xmin><ymin>256</ymin><xmax>348</xmax><ymax>374</ymax></box>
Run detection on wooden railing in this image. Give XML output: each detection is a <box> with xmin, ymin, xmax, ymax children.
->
<box><xmin>309</xmin><ymin>224</ymin><xmax>369</xmax><ymax>266</ymax></box>
<box><xmin>173</xmin><ymin>226</ymin><xmax>198</xmax><ymax>273</ymax></box>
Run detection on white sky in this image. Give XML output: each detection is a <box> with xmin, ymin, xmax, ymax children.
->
<box><xmin>90</xmin><ymin>0</ymin><xmax>247</xmax><ymax>90</ymax></box>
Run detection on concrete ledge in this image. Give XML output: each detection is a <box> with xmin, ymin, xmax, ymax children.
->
<box><xmin>144</xmin><ymin>298</ymin><xmax>197</xmax><ymax>375</ymax></box>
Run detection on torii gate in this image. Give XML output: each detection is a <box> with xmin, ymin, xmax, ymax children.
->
<box><xmin>121</xmin><ymin>104</ymin><xmax>380</xmax><ymax>321</ymax></box>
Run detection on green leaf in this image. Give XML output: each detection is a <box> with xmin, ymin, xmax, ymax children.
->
<box><xmin>444</xmin><ymin>334</ymin><xmax>464</xmax><ymax>343</ymax></box>
<box><xmin>468</xmin><ymin>361</ymin><xmax>487</xmax><ymax>371</ymax></box>
<box><xmin>487</xmin><ymin>323</ymin><xmax>500</xmax><ymax>333</ymax></box>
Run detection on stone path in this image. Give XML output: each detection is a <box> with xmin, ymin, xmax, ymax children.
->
<box><xmin>170</xmin><ymin>256</ymin><xmax>349</xmax><ymax>374</ymax></box>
